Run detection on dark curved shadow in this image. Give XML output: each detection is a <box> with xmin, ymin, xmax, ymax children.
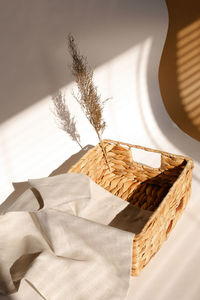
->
<box><xmin>159</xmin><ymin>0</ymin><xmax>200</xmax><ymax>143</ymax></box>
<box><xmin>147</xmin><ymin>0</ymin><xmax>200</xmax><ymax>163</ymax></box>
<box><xmin>0</xmin><ymin>295</ymin><xmax>12</xmax><ymax>299</ymax></box>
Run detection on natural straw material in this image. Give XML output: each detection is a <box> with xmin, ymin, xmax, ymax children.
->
<box><xmin>68</xmin><ymin>139</ymin><xmax>194</xmax><ymax>276</ymax></box>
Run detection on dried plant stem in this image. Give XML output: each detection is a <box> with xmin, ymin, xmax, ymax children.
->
<box><xmin>52</xmin><ymin>90</ymin><xmax>82</xmax><ymax>149</ymax></box>
<box><xmin>73</xmin><ymin>135</ymin><xmax>82</xmax><ymax>149</ymax></box>
<box><xmin>96</xmin><ymin>131</ymin><xmax>111</xmax><ymax>170</ymax></box>
<box><xmin>68</xmin><ymin>34</ymin><xmax>111</xmax><ymax>170</ymax></box>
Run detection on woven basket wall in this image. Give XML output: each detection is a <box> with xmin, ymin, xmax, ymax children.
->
<box><xmin>68</xmin><ymin>139</ymin><xmax>194</xmax><ymax>276</ymax></box>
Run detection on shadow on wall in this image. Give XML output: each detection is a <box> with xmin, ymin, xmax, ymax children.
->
<box><xmin>49</xmin><ymin>144</ymin><xmax>93</xmax><ymax>176</ymax></box>
<box><xmin>0</xmin><ymin>0</ymin><xmax>161</xmax><ymax>125</ymax></box>
<box><xmin>0</xmin><ymin>295</ymin><xmax>12</xmax><ymax>300</ymax></box>
<box><xmin>2</xmin><ymin>0</ymin><xmax>199</xmax><ymax>174</ymax></box>
<box><xmin>0</xmin><ymin>145</ymin><xmax>93</xmax><ymax>213</ymax></box>
<box><xmin>157</xmin><ymin>0</ymin><xmax>200</xmax><ymax>146</ymax></box>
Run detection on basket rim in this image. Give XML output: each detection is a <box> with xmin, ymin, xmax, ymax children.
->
<box><xmin>103</xmin><ymin>139</ymin><xmax>193</xmax><ymax>163</ymax></box>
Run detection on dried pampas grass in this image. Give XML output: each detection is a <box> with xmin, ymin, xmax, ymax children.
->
<box><xmin>52</xmin><ymin>90</ymin><xmax>82</xmax><ymax>148</ymax></box>
<box><xmin>68</xmin><ymin>34</ymin><xmax>110</xmax><ymax>169</ymax></box>
<box><xmin>52</xmin><ymin>34</ymin><xmax>110</xmax><ymax>169</ymax></box>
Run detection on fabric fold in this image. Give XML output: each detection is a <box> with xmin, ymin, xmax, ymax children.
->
<box><xmin>0</xmin><ymin>173</ymin><xmax>151</xmax><ymax>300</ymax></box>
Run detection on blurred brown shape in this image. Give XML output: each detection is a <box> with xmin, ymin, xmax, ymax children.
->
<box><xmin>159</xmin><ymin>0</ymin><xmax>200</xmax><ymax>141</ymax></box>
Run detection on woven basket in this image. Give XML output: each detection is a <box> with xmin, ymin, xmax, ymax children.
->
<box><xmin>68</xmin><ymin>139</ymin><xmax>194</xmax><ymax>276</ymax></box>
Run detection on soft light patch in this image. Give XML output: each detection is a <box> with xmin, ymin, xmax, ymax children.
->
<box><xmin>131</xmin><ymin>147</ymin><xmax>161</xmax><ymax>169</ymax></box>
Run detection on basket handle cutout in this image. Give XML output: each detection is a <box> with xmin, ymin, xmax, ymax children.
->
<box><xmin>166</xmin><ymin>219</ymin><xmax>174</xmax><ymax>235</ymax></box>
<box><xmin>131</xmin><ymin>148</ymin><xmax>161</xmax><ymax>169</ymax></box>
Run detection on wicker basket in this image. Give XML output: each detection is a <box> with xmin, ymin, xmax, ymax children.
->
<box><xmin>68</xmin><ymin>139</ymin><xmax>194</xmax><ymax>276</ymax></box>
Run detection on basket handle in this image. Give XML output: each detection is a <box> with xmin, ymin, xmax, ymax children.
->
<box><xmin>130</xmin><ymin>147</ymin><xmax>162</xmax><ymax>169</ymax></box>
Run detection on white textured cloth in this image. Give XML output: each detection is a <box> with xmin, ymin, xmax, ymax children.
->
<box><xmin>0</xmin><ymin>173</ymin><xmax>151</xmax><ymax>300</ymax></box>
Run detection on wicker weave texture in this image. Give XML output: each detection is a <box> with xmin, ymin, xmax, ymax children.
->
<box><xmin>68</xmin><ymin>139</ymin><xmax>194</xmax><ymax>276</ymax></box>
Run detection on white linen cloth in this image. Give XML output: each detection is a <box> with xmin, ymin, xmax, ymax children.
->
<box><xmin>0</xmin><ymin>173</ymin><xmax>152</xmax><ymax>300</ymax></box>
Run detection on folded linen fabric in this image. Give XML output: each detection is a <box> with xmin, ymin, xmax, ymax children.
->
<box><xmin>0</xmin><ymin>173</ymin><xmax>152</xmax><ymax>300</ymax></box>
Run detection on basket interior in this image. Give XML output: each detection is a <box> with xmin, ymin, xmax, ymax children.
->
<box><xmin>127</xmin><ymin>163</ymin><xmax>185</xmax><ymax>211</ymax></box>
<box><xmin>69</xmin><ymin>141</ymin><xmax>187</xmax><ymax>212</ymax></box>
